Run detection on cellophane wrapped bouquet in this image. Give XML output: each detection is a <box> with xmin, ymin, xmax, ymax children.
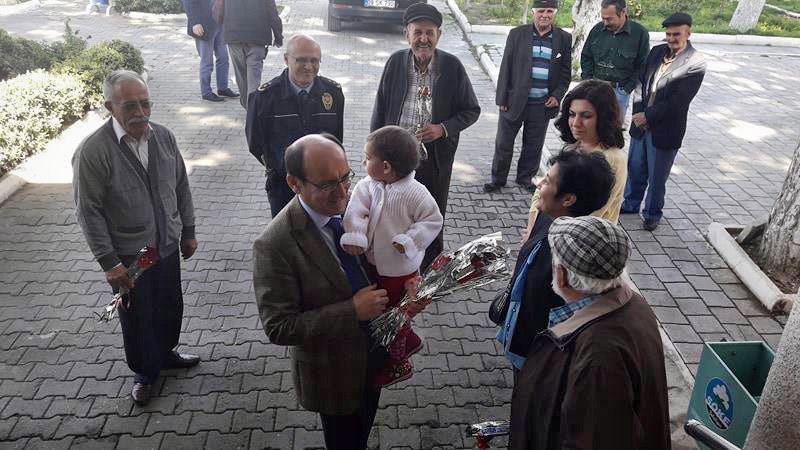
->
<box><xmin>369</xmin><ymin>232</ymin><xmax>510</xmax><ymax>348</ymax></box>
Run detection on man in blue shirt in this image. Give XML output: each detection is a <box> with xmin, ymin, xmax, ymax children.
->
<box><xmin>484</xmin><ymin>0</ymin><xmax>572</xmax><ymax>194</ymax></box>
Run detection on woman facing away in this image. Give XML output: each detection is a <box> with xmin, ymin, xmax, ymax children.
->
<box><xmin>522</xmin><ymin>79</ymin><xmax>627</xmax><ymax>241</ymax></box>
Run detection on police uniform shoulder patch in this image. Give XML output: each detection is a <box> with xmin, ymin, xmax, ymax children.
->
<box><xmin>257</xmin><ymin>81</ymin><xmax>271</xmax><ymax>92</ymax></box>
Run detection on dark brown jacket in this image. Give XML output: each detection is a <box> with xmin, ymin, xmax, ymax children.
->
<box><xmin>253</xmin><ymin>197</ymin><xmax>371</xmax><ymax>415</ymax></box>
<box><xmin>510</xmin><ymin>285</ymin><xmax>670</xmax><ymax>450</ymax></box>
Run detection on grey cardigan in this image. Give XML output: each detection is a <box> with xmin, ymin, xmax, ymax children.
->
<box><xmin>73</xmin><ymin>119</ymin><xmax>195</xmax><ymax>271</ymax></box>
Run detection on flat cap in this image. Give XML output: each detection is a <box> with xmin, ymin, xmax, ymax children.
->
<box><xmin>532</xmin><ymin>0</ymin><xmax>558</xmax><ymax>8</ymax></box>
<box><xmin>662</xmin><ymin>12</ymin><xmax>692</xmax><ymax>27</ymax></box>
<box><xmin>403</xmin><ymin>2</ymin><xmax>443</xmax><ymax>27</ymax></box>
<box><xmin>548</xmin><ymin>216</ymin><xmax>630</xmax><ymax>280</ymax></box>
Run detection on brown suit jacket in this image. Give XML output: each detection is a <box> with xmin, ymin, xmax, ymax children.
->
<box><xmin>253</xmin><ymin>197</ymin><xmax>370</xmax><ymax>415</ymax></box>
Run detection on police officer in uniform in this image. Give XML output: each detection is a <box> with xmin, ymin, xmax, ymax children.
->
<box><xmin>246</xmin><ymin>34</ymin><xmax>345</xmax><ymax>217</ymax></box>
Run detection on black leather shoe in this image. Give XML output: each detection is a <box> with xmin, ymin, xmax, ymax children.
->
<box><xmin>131</xmin><ymin>382</ymin><xmax>151</xmax><ymax>405</ymax></box>
<box><xmin>202</xmin><ymin>93</ymin><xmax>224</xmax><ymax>102</ymax></box>
<box><xmin>643</xmin><ymin>219</ymin><xmax>659</xmax><ymax>231</ymax></box>
<box><xmin>163</xmin><ymin>351</ymin><xmax>201</xmax><ymax>369</ymax></box>
<box><xmin>620</xmin><ymin>205</ymin><xmax>639</xmax><ymax>214</ymax></box>
<box><xmin>517</xmin><ymin>182</ymin><xmax>536</xmax><ymax>194</ymax></box>
<box><xmin>483</xmin><ymin>182</ymin><xmax>503</xmax><ymax>193</ymax></box>
<box><xmin>217</xmin><ymin>88</ymin><xmax>239</xmax><ymax>98</ymax></box>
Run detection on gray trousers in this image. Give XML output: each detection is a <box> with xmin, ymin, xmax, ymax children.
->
<box><xmin>227</xmin><ymin>43</ymin><xmax>267</xmax><ymax>109</ymax></box>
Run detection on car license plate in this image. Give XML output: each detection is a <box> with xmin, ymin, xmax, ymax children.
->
<box><xmin>364</xmin><ymin>0</ymin><xmax>396</xmax><ymax>8</ymax></box>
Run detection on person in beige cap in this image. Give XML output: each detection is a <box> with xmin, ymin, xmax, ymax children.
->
<box><xmin>509</xmin><ymin>215</ymin><xmax>670</xmax><ymax>449</ymax></box>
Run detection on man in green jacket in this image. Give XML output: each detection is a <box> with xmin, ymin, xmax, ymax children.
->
<box><xmin>580</xmin><ymin>0</ymin><xmax>649</xmax><ymax>122</ymax></box>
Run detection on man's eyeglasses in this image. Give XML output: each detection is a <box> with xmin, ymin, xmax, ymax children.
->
<box><xmin>303</xmin><ymin>170</ymin><xmax>355</xmax><ymax>192</ymax></box>
<box><xmin>113</xmin><ymin>100</ymin><xmax>153</xmax><ymax>112</ymax></box>
<box><xmin>291</xmin><ymin>56</ymin><xmax>321</xmax><ymax>66</ymax></box>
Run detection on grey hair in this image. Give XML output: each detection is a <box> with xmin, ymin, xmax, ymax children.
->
<box><xmin>102</xmin><ymin>70</ymin><xmax>148</xmax><ymax>102</ymax></box>
<box><xmin>552</xmin><ymin>253</ymin><xmax>624</xmax><ymax>295</ymax></box>
<box><xmin>601</xmin><ymin>0</ymin><xmax>626</xmax><ymax>14</ymax></box>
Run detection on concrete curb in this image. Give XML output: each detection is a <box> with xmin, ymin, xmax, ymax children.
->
<box><xmin>447</xmin><ymin>0</ymin><xmax>800</xmax><ymax>48</ymax></box>
<box><xmin>707</xmin><ymin>222</ymin><xmax>794</xmax><ymax>314</ymax></box>
<box><xmin>0</xmin><ymin>109</ymin><xmax>107</xmax><ymax>207</ymax></box>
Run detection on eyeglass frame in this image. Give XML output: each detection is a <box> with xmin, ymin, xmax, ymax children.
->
<box><xmin>301</xmin><ymin>169</ymin><xmax>355</xmax><ymax>192</ymax></box>
<box><xmin>111</xmin><ymin>100</ymin><xmax>154</xmax><ymax>112</ymax></box>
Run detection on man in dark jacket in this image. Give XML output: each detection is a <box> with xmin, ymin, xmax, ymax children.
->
<box><xmin>246</xmin><ymin>34</ymin><xmax>344</xmax><ymax>218</ymax></box>
<box><xmin>182</xmin><ymin>0</ymin><xmax>239</xmax><ymax>102</ymax></box>
<box><xmin>371</xmin><ymin>3</ymin><xmax>480</xmax><ymax>270</ymax></box>
<box><xmin>580</xmin><ymin>0</ymin><xmax>650</xmax><ymax>121</ymax></box>
<box><xmin>483</xmin><ymin>0</ymin><xmax>571</xmax><ymax>194</ymax></box>
<box><xmin>510</xmin><ymin>216</ymin><xmax>670</xmax><ymax>450</ymax></box>
<box><xmin>223</xmin><ymin>0</ymin><xmax>283</xmax><ymax>109</ymax></box>
<box><xmin>621</xmin><ymin>12</ymin><xmax>706</xmax><ymax>231</ymax></box>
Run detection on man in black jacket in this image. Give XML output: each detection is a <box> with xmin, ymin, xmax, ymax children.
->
<box><xmin>621</xmin><ymin>12</ymin><xmax>706</xmax><ymax>231</ymax></box>
<box><xmin>246</xmin><ymin>35</ymin><xmax>344</xmax><ymax>218</ymax></box>
<box><xmin>371</xmin><ymin>3</ymin><xmax>481</xmax><ymax>270</ymax></box>
<box><xmin>182</xmin><ymin>0</ymin><xmax>239</xmax><ymax>102</ymax></box>
<box><xmin>484</xmin><ymin>0</ymin><xmax>571</xmax><ymax>194</ymax></box>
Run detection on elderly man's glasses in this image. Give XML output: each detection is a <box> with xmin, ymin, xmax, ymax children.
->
<box><xmin>113</xmin><ymin>100</ymin><xmax>153</xmax><ymax>112</ymax></box>
<box><xmin>303</xmin><ymin>170</ymin><xmax>355</xmax><ymax>192</ymax></box>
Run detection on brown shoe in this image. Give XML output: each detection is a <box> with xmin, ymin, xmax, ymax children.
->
<box><xmin>131</xmin><ymin>382</ymin><xmax>151</xmax><ymax>405</ymax></box>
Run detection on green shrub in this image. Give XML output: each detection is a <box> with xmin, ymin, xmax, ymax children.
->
<box><xmin>113</xmin><ymin>0</ymin><xmax>183</xmax><ymax>14</ymax></box>
<box><xmin>0</xmin><ymin>22</ymin><xmax>87</xmax><ymax>81</ymax></box>
<box><xmin>0</xmin><ymin>70</ymin><xmax>87</xmax><ymax>176</ymax></box>
<box><xmin>55</xmin><ymin>40</ymin><xmax>144</xmax><ymax>107</ymax></box>
<box><xmin>105</xmin><ymin>39</ymin><xmax>145</xmax><ymax>74</ymax></box>
<box><xmin>47</xmin><ymin>21</ymin><xmax>88</xmax><ymax>65</ymax></box>
<box><xmin>0</xmin><ymin>29</ymin><xmax>53</xmax><ymax>81</ymax></box>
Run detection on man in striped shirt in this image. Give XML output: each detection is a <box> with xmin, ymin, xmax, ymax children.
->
<box><xmin>484</xmin><ymin>0</ymin><xmax>572</xmax><ymax>194</ymax></box>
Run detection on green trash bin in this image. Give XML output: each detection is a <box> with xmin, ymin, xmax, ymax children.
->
<box><xmin>687</xmin><ymin>341</ymin><xmax>775</xmax><ymax>449</ymax></box>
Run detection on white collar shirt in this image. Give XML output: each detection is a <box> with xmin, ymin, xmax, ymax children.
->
<box><xmin>112</xmin><ymin>117</ymin><xmax>152</xmax><ymax>171</ymax></box>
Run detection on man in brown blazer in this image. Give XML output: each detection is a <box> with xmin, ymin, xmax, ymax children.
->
<box><xmin>252</xmin><ymin>134</ymin><xmax>426</xmax><ymax>449</ymax></box>
<box><xmin>483</xmin><ymin>0</ymin><xmax>572</xmax><ymax>193</ymax></box>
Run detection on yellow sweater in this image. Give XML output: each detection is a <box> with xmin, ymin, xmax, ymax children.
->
<box><xmin>528</xmin><ymin>143</ymin><xmax>627</xmax><ymax>224</ymax></box>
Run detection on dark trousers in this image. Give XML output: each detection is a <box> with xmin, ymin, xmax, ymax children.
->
<box><xmin>117</xmin><ymin>250</ymin><xmax>183</xmax><ymax>383</ymax></box>
<box><xmin>491</xmin><ymin>103</ymin><xmax>549</xmax><ymax>185</ymax></box>
<box><xmin>622</xmin><ymin>131</ymin><xmax>679</xmax><ymax>223</ymax></box>
<box><xmin>266</xmin><ymin>175</ymin><xmax>295</xmax><ymax>218</ymax></box>
<box><xmin>194</xmin><ymin>28</ymin><xmax>229</xmax><ymax>97</ymax></box>
<box><xmin>319</xmin><ymin>345</ymin><xmax>383</xmax><ymax>450</ymax></box>
<box><xmin>415</xmin><ymin>153</ymin><xmax>450</xmax><ymax>272</ymax></box>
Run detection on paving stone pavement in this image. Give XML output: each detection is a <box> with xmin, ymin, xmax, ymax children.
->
<box><xmin>0</xmin><ymin>0</ymin><xmax>798</xmax><ymax>448</ymax></box>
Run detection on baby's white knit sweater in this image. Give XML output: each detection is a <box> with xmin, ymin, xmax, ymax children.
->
<box><xmin>341</xmin><ymin>172</ymin><xmax>443</xmax><ymax>277</ymax></box>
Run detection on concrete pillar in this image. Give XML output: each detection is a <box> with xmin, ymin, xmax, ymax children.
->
<box><xmin>745</xmin><ymin>294</ymin><xmax>800</xmax><ymax>449</ymax></box>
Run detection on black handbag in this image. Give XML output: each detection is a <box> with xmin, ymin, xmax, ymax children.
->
<box><xmin>488</xmin><ymin>279</ymin><xmax>514</xmax><ymax>325</ymax></box>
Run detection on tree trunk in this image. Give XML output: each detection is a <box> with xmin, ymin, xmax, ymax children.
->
<box><xmin>745</xmin><ymin>290</ymin><xmax>800</xmax><ymax>449</ymax></box>
<box><xmin>756</xmin><ymin>140</ymin><xmax>800</xmax><ymax>286</ymax></box>
<box><xmin>729</xmin><ymin>0</ymin><xmax>767</xmax><ymax>32</ymax></box>
<box><xmin>571</xmin><ymin>0</ymin><xmax>602</xmax><ymax>77</ymax></box>
<box><xmin>521</xmin><ymin>0</ymin><xmax>530</xmax><ymax>25</ymax></box>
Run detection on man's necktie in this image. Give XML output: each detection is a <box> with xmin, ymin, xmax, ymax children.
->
<box><xmin>325</xmin><ymin>217</ymin><xmax>369</xmax><ymax>294</ymax></box>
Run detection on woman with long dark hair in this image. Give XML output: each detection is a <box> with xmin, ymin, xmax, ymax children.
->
<box><xmin>522</xmin><ymin>80</ymin><xmax>627</xmax><ymax>239</ymax></box>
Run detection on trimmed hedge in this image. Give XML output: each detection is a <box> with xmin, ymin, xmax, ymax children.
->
<box><xmin>53</xmin><ymin>39</ymin><xmax>146</xmax><ymax>107</ymax></box>
<box><xmin>0</xmin><ymin>70</ymin><xmax>87</xmax><ymax>175</ymax></box>
<box><xmin>0</xmin><ymin>22</ymin><xmax>86</xmax><ymax>81</ymax></box>
<box><xmin>113</xmin><ymin>0</ymin><xmax>183</xmax><ymax>14</ymax></box>
<box><xmin>0</xmin><ymin>24</ymin><xmax>145</xmax><ymax>176</ymax></box>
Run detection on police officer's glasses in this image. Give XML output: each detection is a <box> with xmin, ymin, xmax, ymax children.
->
<box><xmin>113</xmin><ymin>100</ymin><xmax>153</xmax><ymax>112</ymax></box>
<box><xmin>304</xmin><ymin>170</ymin><xmax>355</xmax><ymax>192</ymax></box>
